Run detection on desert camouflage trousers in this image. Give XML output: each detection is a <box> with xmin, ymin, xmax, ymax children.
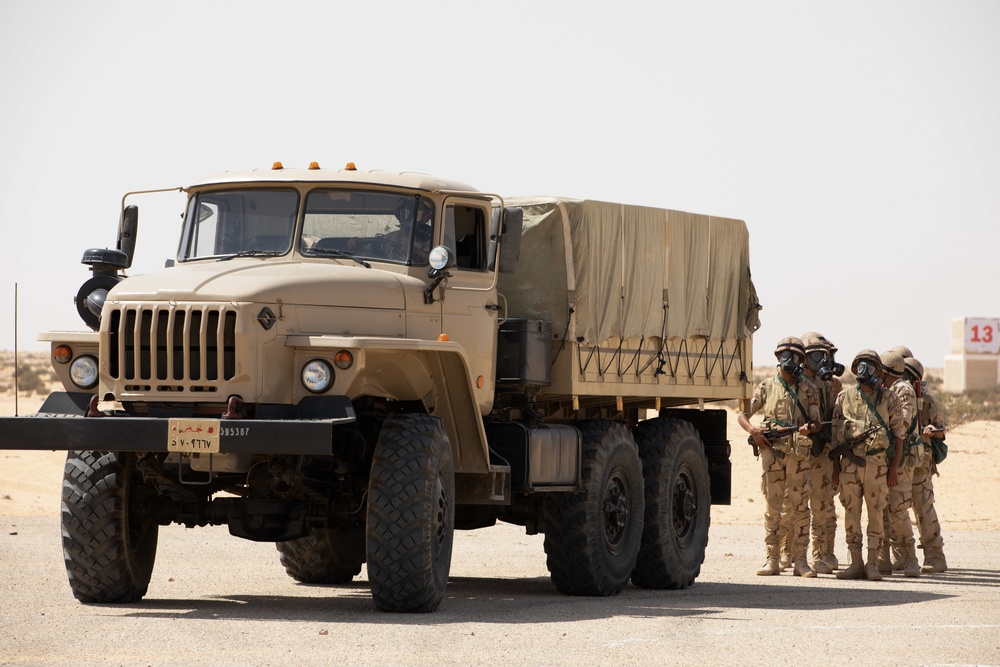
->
<box><xmin>885</xmin><ymin>462</ymin><xmax>916</xmax><ymax>548</ymax></box>
<box><xmin>760</xmin><ymin>447</ymin><xmax>811</xmax><ymax>553</ymax></box>
<box><xmin>809</xmin><ymin>454</ymin><xmax>837</xmax><ymax>555</ymax></box>
<box><xmin>912</xmin><ymin>463</ymin><xmax>944</xmax><ymax>548</ymax></box>
<box><xmin>837</xmin><ymin>454</ymin><xmax>889</xmax><ymax>551</ymax></box>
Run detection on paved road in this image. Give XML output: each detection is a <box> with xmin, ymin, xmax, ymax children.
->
<box><xmin>1</xmin><ymin>517</ymin><xmax>998</xmax><ymax>666</ymax></box>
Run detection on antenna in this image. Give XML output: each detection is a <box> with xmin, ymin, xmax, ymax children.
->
<box><xmin>14</xmin><ymin>282</ymin><xmax>18</xmax><ymax>417</ymax></box>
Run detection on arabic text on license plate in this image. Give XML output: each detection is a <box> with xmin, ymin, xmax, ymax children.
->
<box><xmin>168</xmin><ymin>418</ymin><xmax>221</xmax><ymax>453</ymax></box>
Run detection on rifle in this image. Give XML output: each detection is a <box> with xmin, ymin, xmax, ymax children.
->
<box><xmin>747</xmin><ymin>421</ymin><xmax>830</xmax><ymax>458</ymax></box>
<box><xmin>828</xmin><ymin>424</ymin><xmax>881</xmax><ymax>468</ymax></box>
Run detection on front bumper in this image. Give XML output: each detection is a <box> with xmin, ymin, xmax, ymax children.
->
<box><xmin>0</xmin><ymin>392</ymin><xmax>355</xmax><ymax>455</ymax></box>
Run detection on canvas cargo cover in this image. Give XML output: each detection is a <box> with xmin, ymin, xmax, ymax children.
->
<box><xmin>498</xmin><ymin>197</ymin><xmax>760</xmax><ymax>346</ymax></box>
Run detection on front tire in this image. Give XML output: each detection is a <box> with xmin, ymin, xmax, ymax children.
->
<box><xmin>277</xmin><ymin>525</ymin><xmax>366</xmax><ymax>584</ymax></box>
<box><xmin>630</xmin><ymin>418</ymin><xmax>711</xmax><ymax>589</ymax></box>
<box><xmin>61</xmin><ymin>450</ymin><xmax>159</xmax><ymax>603</ymax></box>
<box><xmin>543</xmin><ymin>420</ymin><xmax>644</xmax><ymax>596</ymax></box>
<box><xmin>366</xmin><ymin>414</ymin><xmax>455</xmax><ymax>612</ymax></box>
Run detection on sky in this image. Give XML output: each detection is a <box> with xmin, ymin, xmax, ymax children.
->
<box><xmin>0</xmin><ymin>0</ymin><xmax>997</xmax><ymax>369</ymax></box>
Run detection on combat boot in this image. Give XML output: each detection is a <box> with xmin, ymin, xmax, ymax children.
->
<box><xmin>811</xmin><ymin>544</ymin><xmax>833</xmax><ymax>575</ymax></box>
<box><xmin>865</xmin><ymin>548</ymin><xmax>884</xmax><ymax>581</ymax></box>
<box><xmin>877</xmin><ymin>541</ymin><xmax>893</xmax><ymax>575</ymax></box>
<box><xmin>793</xmin><ymin>555</ymin><xmax>817</xmax><ymax>578</ymax></box>
<box><xmin>779</xmin><ymin>532</ymin><xmax>792</xmax><ymax>571</ymax></box>
<box><xmin>836</xmin><ymin>548</ymin><xmax>865</xmax><ymax>580</ymax></box>
<box><xmin>921</xmin><ymin>546</ymin><xmax>948</xmax><ymax>573</ymax></box>
<box><xmin>756</xmin><ymin>545</ymin><xmax>781</xmax><ymax>576</ymax></box>
<box><xmin>891</xmin><ymin>544</ymin><xmax>905</xmax><ymax>572</ymax></box>
<box><xmin>821</xmin><ymin>534</ymin><xmax>839</xmax><ymax>570</ymax></box>
<box><xmin>901</xmin><ymin>544</ymin><xmax>921</xmax><ymax>578</ymax></box>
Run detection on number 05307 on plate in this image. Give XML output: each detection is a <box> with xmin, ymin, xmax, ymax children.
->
<box><xmin>168</xmin><ymin>418</ymin><xmax>221</xmax><ymax>453</ymax></box>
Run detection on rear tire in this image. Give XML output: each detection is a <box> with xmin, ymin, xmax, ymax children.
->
<box><xmin>61</xmin><ymin>450</ymin><xmax>159</xmax><ymax>603</ymax></box>
<box><xmin>366</xmin><ymin>414</ymin><xmax>454</xmax><ymax>612</ymax></box>
<box><xmin>277</xmin><ymin>525</ymin><xmax>366</xmax><ymax>584</ymax></box>
<box><xmin>543</xmin><ymin>420</ymin><xmax>643</xmax><ymax>596</ymax></box>
<box><xmin>630</xmin><ymin>418</ymin><xmax>711</xmax><ymax>589</ymax></box>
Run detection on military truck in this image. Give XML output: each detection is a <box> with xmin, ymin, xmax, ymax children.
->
<box><xmin>1</xmin><ymin>162</ymin><xmax>760</xmax><ymax>612</ymax></box>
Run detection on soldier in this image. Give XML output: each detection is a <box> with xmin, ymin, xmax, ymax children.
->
<box><xmin>880</xmin><ymin>350</ymin><xmax>920</xmax><ymax>577</ymax></box>
<box><xmin>738</xmin><ymin>337</ymin><xmax>822</xmax><ymax>577</ymax></box>
<box><xmin>904</xmin><ymin>357</ymin><xmax>949</xmax><ymax>573</ymax></box>
<box><xmin>799</xmin><ymin>332</ymin><xmax>841</xmax><ymax>574</ymax></box>
<box><xmin>831</xmin><ymin>349</ymin><xmax>905</xmax><ymax>581</ymax></box>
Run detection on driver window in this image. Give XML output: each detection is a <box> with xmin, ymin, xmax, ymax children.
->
<box><xmin>444</xmin><ymin>204</ymin><xmax>487</xmax><ymax>270</ymax></box>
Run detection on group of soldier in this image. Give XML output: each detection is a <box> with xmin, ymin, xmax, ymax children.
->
<box><xmin>737</xmin><ymin>333</ymin><xmax>948</xmax><ymax>581</ymax></box>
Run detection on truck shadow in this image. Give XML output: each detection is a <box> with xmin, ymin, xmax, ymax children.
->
<box><xmin>109</xmin><ymin>576</ymin><xmax>955</xmax><ymax>624</ymax></box>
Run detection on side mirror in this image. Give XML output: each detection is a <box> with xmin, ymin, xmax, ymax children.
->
<box><xmin>488</xmin><ymin>207</ymin><xmax>522</xmax><ymax>273</ymax></box>
<box><xmin>118</xmin><ymin>205</ymin><xmax>138</xmax><ymax>269</ymax></box>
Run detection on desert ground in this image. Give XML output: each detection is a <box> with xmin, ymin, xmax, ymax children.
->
<box><xmin>1</xmin><ymin>355</ymin><xmax>998</xmax><ymax>665</ymax></box>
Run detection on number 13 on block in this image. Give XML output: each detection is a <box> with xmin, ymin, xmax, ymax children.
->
<box><xmin>965</xmin><ymin>318</ymin><xmax>1000</xmax><ymax>354</ymax></box>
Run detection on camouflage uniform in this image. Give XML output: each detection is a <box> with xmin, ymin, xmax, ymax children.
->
<box><xmin>806</xmin><ymin>373</ymin><xmax>841</xmax><ymax>573</ymax></box>
<box><xmin>884</xmin><ymin>375</ymin><xmax>919</xmax><ymax>576</ymax></box>
<box><xmin>745</xmin><ymin>372</ymin><xmax>821</xmax><ymax>576</ymax></box>
<box><xmin>832</xmin><ymin>378</ymin><xmax>905</xmax><ymax>580</ymax></box>
<box><xmin>778</xmin><ymin>333</ymin><xmax>841</xmax><ymax>573</ymax></box>
<box><xmin>913</xmin><ymin>384</ymin><xmax>948</xmax><ymax>572</ymax></box>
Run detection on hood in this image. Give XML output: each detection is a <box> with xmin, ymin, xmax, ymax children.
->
<box><xmin>108</xmin><ymin>258</ymin><xmax>416</xmax><ymax>309</ymax></box>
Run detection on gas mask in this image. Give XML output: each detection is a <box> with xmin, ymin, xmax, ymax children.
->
<box><xmin>806</xmin><ymin>350</ymin><xmax>834</xmax><ymax>381</ymax></box>
<box><xmin>828</xmin><ymin>352</ymin><xmax>846</xmax><ymax>377</ymax></box>
<box><xmin>777</xmin><ymin>350</ymin><xmax>803</xmax><ymax>378</ymax></box>
<box><xmin>854</xmin><ymin>360</ymin><xmax>882</xmax><ymax>390</ymax></box>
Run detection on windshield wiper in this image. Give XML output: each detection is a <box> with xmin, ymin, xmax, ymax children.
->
<box><xmin>217</xmin><ymin>250</ymin><xmax>285</xmax><ymax>261</ymax></box>
<box><xmin>309</xmin><ymin>247</ymin><xmax>372</xmax><ymax>269</ymax></box>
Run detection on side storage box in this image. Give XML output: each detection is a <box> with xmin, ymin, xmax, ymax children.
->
<box><xmin>497</xmin><ymin>319</ymin><xmax>553</xmax><ymax>386</ymax></box>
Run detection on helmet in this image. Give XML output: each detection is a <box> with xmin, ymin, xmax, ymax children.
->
<box><xmin>852</xmin><ymin>349</ymin><xmax>883</xmax><ymax>389</ymax></box>
<box><xmin>801</xmin><ymin>333</ymin><xmax>833</xmax><ymax>379</ymax></box>
<box><xmin>775</xmin><ymin>337</ymin><xmax>805</xmax><ymax>361</ymax></box>
<box><xmin>801</xmin><ymin>332</ymin><xmax>827</xmax><ymax>353</ymax></box>
<box><xmin>818</xmin><ymin>334</ymin><xmax>838</xmax><ymax>354</ymax></box>
<box><xmin>851</xmin><ymin>349</ymin><xmax>882</xmax><ymax>374</ymax></box>
<box><xmin>774</xmin><ymin>337</ymin><xmax>804</xmax><ymax>378</ymax></box>
<box><xmin>879</xmin><ymin>351</ymin><xmax>906</xmax><ymax>378</ymax></box>
<box><xmin>904</xmin><ymin>356</ymin><xmax>924</xmax><ymax>382</ymax></box>
<box><xmin>890</xmin><ymin>345</ymin><xmax>913</xmax><ymax>358</ymax></box>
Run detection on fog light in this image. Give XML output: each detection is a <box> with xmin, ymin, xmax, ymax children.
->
<box><xmin>70</xmin><ymin>355</ymin><xmax>99</xmax><ymax>389</ymax></box>
<box><xmin>334</xmin><ymin>350</ymin><xmax>354</xmax><ymax>370</ymax></box>
<box><xmin>53</xmin><ymin>345</ymin><xmax>72</xmax><ymax>364</ymax></box>
<box><xmin>301</xmin><ymin>359</ymin><xmax>334</xmax><ymax>394</ymax></box>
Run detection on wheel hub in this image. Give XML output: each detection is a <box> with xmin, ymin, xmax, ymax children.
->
<box><xmin>603</xmin><ymin>471</ymin><xmax>630</xmax><ymax>551</ymax></box>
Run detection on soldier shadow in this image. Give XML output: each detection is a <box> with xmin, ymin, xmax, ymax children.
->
<box><xmin>106</xmin><ymin>574</ymin><xmax>953</xmax><ymax>624</ymax></box>
<box><xmin>916</xmin><ymin>568</ymin><xmax>1000</xmax><ymax>588</ymax></box>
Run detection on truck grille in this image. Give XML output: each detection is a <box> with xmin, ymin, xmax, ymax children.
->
<box><xmin>108</xmin><ymin>306</ymin><xmax>238</xmax><ymax>385</ymax></box>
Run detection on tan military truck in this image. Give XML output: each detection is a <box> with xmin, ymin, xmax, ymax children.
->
<box><xmin>2</xmin><ymin>162</ymin><xmax>760</xmax><ymax>612</ymax></box>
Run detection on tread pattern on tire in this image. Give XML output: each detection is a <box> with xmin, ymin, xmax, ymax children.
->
<box><xmin>277</xmin><ymin>526</ymin><xmax>365</xmax><ymax>584</ymax></box>
<box><xmin>366</xmin><ymin>414</ymin><xmax>454</xmax><ymax>613</ymax></box>
<box><xmin>61</xmin><ymin>450</ymin><xmax>158</xmax><ymax>603</ymax></box>
<box><xmin>631</xmin><ymin>417</ymin><xmax>711</xmax><ymax>590</ymax></box>
<box><xmin>543</xmin><ymin>420</ymin><xmax>644</xmax><ymax>597</ymax></box>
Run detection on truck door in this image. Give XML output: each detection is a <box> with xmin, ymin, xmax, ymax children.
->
<box><xmin>439</xmin><ymin>197</ymin><xmax>499</xmax><ymax>414</ymax></box>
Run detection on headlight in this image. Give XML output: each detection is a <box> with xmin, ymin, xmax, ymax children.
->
<box><xmin>301</xmin><ymin>359</ymin><xmax>334</xmax><ymax>394</ymax></box>
<box><xmin>428</xmin><ymin>245</ymin><xmax>452</xmax><ymax>271</ymax></box>
<box><xmin>70</xmin><ymin>355</ymin><xmax>99</xmax><ymax>390</ymax></box>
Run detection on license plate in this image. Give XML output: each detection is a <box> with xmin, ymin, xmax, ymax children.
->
<box><xmin>168</xmin><ymin>418</ymin><xmax>221</xmax><ymax>453</ymax></box>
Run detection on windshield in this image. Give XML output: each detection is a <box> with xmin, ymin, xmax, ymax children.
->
<box><xmin>300</xmin><ymin>190</ymin><xmax>434</xmax><ymax>265</ymax></box>
<box><xmin>179</xmin><ymin>189</ymin><xmax>298</xmax><ymax>260</ymax></box>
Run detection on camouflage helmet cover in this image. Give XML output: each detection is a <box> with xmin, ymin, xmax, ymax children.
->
<box><xmin>774</xmin><ymin>336</ymin><xmax>805</xmax><ymax>361</ymax></box>
<box><xmin>890</xmin><ymin>345</ymin><xmax>913</xmax><ymax>358</ymax></box>
<box><xmin>880</xmin><ymin>350</ymin><xmax>906</xmax><ymax>377</ymax></box>
<box><xmin>800</xmin><ymin>332</ymin><xmax>829</xmax><ymax>353</ymax></box>
<box><xmin>904</xmin><ymin>356</ymin><xmax>924</xmax><ymax>381</ymax></box>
